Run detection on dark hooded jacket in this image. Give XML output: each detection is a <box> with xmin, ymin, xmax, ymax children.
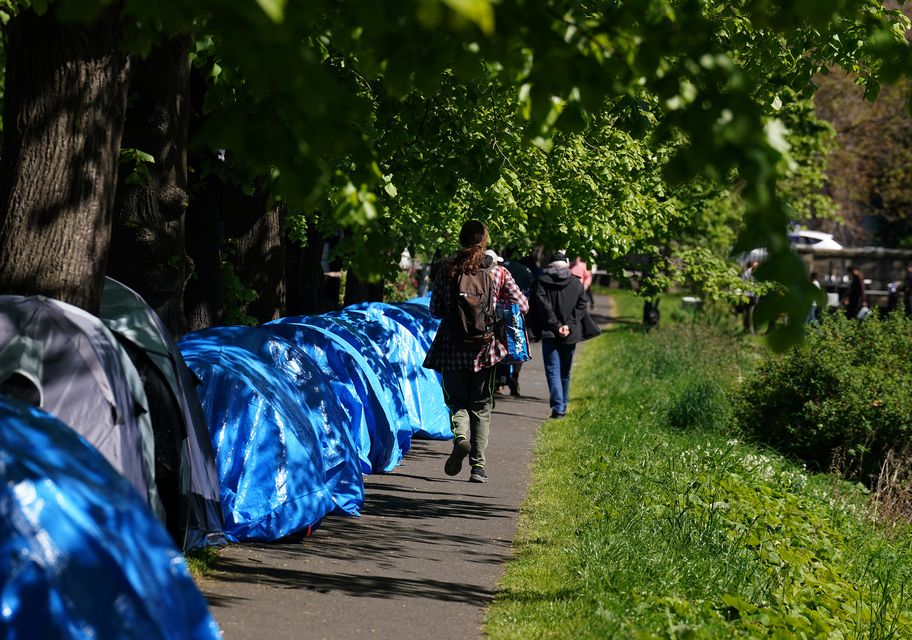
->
<box><xmin>529</xmin><ymin>267</ymin><xmax>588</xmax><ymax>344</ymax></box>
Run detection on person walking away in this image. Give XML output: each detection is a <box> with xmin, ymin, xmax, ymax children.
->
<box><xmin>903</xmin><ymin>263</ymin><xmax>912</xmax><ymax>317</ymax></box>
<box><xmin>844</xmin><ymin>265</ymin><xmax>866</xmax><ymax>319</ymax></box>
<box><xmin>529</xmin><ymin>252</ymin><xmax>588</xmax><ymax>419</ymax></box>
<box><xmin>806</xmin><ymin>271</ymin><xmax>821</xmax><ymax>326</ymax></box>
<box><xmin>741</xmin><ymin>261</ymin><xmax>759</xmax><ymax>334</ymax></box>
<box><xmin>501</xmin><ymin>255</ymin><xmax>535</xmax><ymax>396</ymax></box>
<box><xmin>484</xmin><ymin>249</ymin><xmax>517</xmax><ymax>396</ymax></box>
<box><xmin>570</xmin><ymin>255</ymin><xmax>594</xmax><ymax>307</ymax></box>
<box><xmin>424</xmin><ymin>221</ymin><xmax>529</xmax><ymax>484</ymax></box>
<box><xmin>503</xmin><ymin>258</ymin><xmax>534</xmax><ymax>297</ymax></box>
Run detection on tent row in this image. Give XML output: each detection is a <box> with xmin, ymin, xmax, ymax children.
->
<box><xmin>0</xmin><ymin>283</ymin><xmax>225</xmax><ymax>553</ymax></box>
<box><xmin>178</xmin><ymin>296</ymin><xmax>449</xmax><ymax>542</ymax></box>
<box><xmin>0</xmin><ymin>281</ymin><xmax>445</xmax><ymax>636</ymax></box>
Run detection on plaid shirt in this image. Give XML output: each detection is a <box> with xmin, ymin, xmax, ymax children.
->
<box><xmin>423</xmin><ymin>264</ymin><xmax>529</xmax><ymax>372</ymax></box>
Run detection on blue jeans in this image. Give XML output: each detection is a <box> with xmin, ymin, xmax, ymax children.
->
<box><xmin>541</xmin><ymin>339</ymin><xmax>576</xmax><ymax>415</ymax></box>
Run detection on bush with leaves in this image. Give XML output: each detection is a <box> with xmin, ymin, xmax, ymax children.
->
<box><xmin>735</xmin><ymin>311</ymin><xmax>912</xmax><ymax>484</ymax></box>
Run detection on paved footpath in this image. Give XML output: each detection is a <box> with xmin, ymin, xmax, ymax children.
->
<box><xmin>199</xmin><ymin>296</ymin><xmax>613</xmax><ymax>640</ymax></box>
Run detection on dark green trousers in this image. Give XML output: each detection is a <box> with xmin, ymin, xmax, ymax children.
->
<box><xmin>440</xmin><ymin>367</ymin><xmax>495</xmax><ymax>469</ymax></box>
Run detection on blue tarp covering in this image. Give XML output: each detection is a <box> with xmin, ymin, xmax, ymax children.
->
<box><xmin>179</xmin><ymin>327</ymin><xmax>363</xmax><ymax>542</ymax></box>
<box><xmin>347</xmin><ymin>302</ymin><xmax>434</xmax><ymax>352</ymax></box>
<box><xmin>276</xmin><ymin>315</ymin><xmax>414</xmax><ymax>456</ymax></box>
<box><xmin>405</xmin><ymin>295</ymin><xmax>431</xmax><ymax>307</ymax></box>
<box><xmin>0</xmin><ymin>397</ymin><xmax>220</xmax><ymax>640</ymax></box>
<box><xmin>341</xmin><ymin>304</ymin><xmax>450</xmax><ymax>440</ymax></box>
<box><xmin>396</xmin><ymin>303</ymin><xmax>440</xmax><ymax>347</ymax></box>
<box><xmin>261</xmin><ymin>322</ymin><xmax>401</xmax><ymax>474</ymax></box>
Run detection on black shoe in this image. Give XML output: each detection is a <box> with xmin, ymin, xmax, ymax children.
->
<box><xmin>549</xmin><ymin>411</ymin><xmax>566</xmax><ymax>419</ymax></box>
<box><xmin>469</xmin><ymin>467</ymin><xmax>488</xmax><ymax>483</ymax></box>
<box><xmin>444</xmin><ymin>438</ymin><xmax>471</xmax><ymax>476</ymax></box>
<box><xmin>509</xmin><ymin>384</ymin><xmax>520</xmax><ymax>397</ymax></box>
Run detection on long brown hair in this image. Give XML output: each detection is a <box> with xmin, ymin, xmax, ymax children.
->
<box><xmin>447</xmin><ymin>220</ymin><xmax>488</xmax><ymax>278</ymax></box>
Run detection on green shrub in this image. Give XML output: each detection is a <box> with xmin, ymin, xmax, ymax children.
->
<box><xmin>384</xmin><ymin>269</ymin><xmax>419</xmax><ymax>303</ymax></box>
<box><xmin>667</xmin><ymin>378</ymin><xmax>730</xmax><ymax>432</ymax></box>
<box><xmin>734</xmin><ymin>311</ymin><xmax>912</xmax><ymax>485</ymax></box>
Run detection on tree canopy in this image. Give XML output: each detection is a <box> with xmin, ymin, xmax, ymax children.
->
<box><xmin>0</xmin><ymin>0</ymin><xmax>909</xmax><ymax>343</ymax></box>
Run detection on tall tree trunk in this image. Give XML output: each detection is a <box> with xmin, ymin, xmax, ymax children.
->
<box><xmin>109</xmin><ymin>35</ymin><xmax>191</xmax><ymax>336</ymax></box>
<box><xmin>343</xmin><ymin>271</ymin><xmax>384</xmax><ymax>306</ymax></box>
<box><xmin>183</xmin><ymin>170</ymin><xmax>223</xmax><ymax>332</ymax></box>
<box><xmin>223</xmin><ymin>179</ymin><xmax>286</xmax><ymax>323</ymax></box>
<box><xmin>286</xmin><ymin>221</ymin><xmax>342</xmax><ymax>316</ymax></box>
<box><xmin>0</xmin><ymin>7</ymin><xmax>130</xmax><ymax>313</ymax></box>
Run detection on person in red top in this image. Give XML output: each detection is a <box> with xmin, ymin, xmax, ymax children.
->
<box><xmin>569</xmin><ymin>255</ymin><xmax>593</xmax><ymax>307</ymax></box>
<box><xmin>423</xmin><ymin>220</ymin><xmax>528</xmax><ymax>483</ymax></box>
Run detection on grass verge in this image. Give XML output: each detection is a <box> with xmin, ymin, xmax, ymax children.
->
<box><xmin>185</xmin><ymin>546</ymin><xmax>220</xmax><ymax>579</ymax></box>
<box><xmin>485</xmin><ymin>291</ymin><xmax>912</xmax><ymax>639</ymax></box>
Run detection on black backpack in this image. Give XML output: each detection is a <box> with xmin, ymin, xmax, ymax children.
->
<box><xmin>451</xmin><ymin>270</ymin><xmax>496</xmax><ymax>345</ymax></box>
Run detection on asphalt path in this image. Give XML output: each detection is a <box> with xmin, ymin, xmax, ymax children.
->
<box><xmin>199</xmin><ymin>296</ymin><xmax>614</xmax><ymax>640</ymax></box>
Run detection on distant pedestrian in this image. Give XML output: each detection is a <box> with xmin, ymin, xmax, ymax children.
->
<box><xmin>903</xmin><ymin>263</ymin><xmax>912</xmax><ymax>316</ymax></box>
<box><xmin>741</xmin><ymin>260</ymin><xmax>759</xmax><ymax>334</ymax></box>
<box><xmin>424</xmin><ymin>220</ymin><xmax>528</xmax><ymax>484</ymax></box>
<box><xmin>806</xmin><ymin>271</ymin><xmax>821</xmax><ymax>326</ymax></box>
<box><xmin>844</xmin><ymin>265</ymin><xmax>866</xmax><ymax>319</ymax></box>
<box><xmin>529</xmin><ymin>251</ymin><xmax>588</xmax><ymax>419</ymax></box>
<box><xmin>570</xmin><ymin>255</ymin><xmax>593</xmax><ymax>307</ymax></box>
<box><xmin>503</xmin><ymin>259</ymin><xmax>534</xmax><ymax>298</ymax></box>
<box><xmin>487</xmin><ymin>249</ymin><xmax>524</xmax><ymax>397</ymax></box>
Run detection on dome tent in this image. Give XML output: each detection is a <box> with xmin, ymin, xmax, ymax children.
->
<box><xmin>0</xmin><ymin>397</ymin><xmax>220</xmax><ymax>640</ymax></box>
<box><xmin>179</xmin><ymin>326</ymin><xmax>363</xmax><ymax>541</ymax></box>
<box><xmin>397</xmin><ymin>302</ymin><xmax>440</xmax><ymax>346</ymax></box>
<box><xmin>346</xmin><ymin>301</ymin><xmax>436</xmax><ymax>352</ymax></box>
<box><xmin>275</xmin><ymin>314</ymin><xmax>413</xmax><ymax>455</ymax></box>
<box><xmin>334</xmin><ymin>307</ymin><xmax>451</xmax><ymax>440</ymax></box>
<box><xmin>0</xmin><ymin>295</ymin><xmax>162</xmax><ymax>518</ymax></box>
<box><xmin>100</xmin><ymin>278</ymin><xmax>225</xmax><ymax>552</ymax></box>
<box><xmin>262</xmin><ymin>321</ymin><xmax>402</xmax><ymax>474</ymax></box>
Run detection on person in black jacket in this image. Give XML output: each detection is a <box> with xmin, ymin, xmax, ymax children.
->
<box><xmin>844</xmin><ymin>265</ymin><xmax>866</xmax><ymax>319</ymax></box>
<box><xmin>529</xmin><ymin>252</ymin><xmax>588</xmax><ymax>418</ymax></box>
<box><xmin>903</xmin><ymin>263</ymin><xmax>912</xmax><ymax>316</ymax></box>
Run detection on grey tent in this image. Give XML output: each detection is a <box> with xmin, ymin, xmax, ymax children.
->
<box><xmin>101</xmin><ymin>278</ymin><xmax>225</xmax><ymax>551</ymax></box>
<box><xmin>0</xmin><ymin>296</ymin><xmax>163</xmax><ymax>519</ymax></box>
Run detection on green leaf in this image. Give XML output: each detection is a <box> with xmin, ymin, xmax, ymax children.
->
<box><xmin>255</xmin><ymin>0</ymin><xmax>287</xmax><ymax>23</ymax></box>
<box><xmin>441</xmin><ymin>0</ymin><xmax>494</xmax><ymax>35</ymax></box>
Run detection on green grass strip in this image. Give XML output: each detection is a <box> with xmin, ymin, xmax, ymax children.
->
<box><xmin>486</xmin><ymin>293</ymin><xmax>912</xmax><ymax>639</ymax></box>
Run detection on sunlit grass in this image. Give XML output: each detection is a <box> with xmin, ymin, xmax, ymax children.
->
<box><xmin>485</xmin><ymin>294</ymin><xmax>912</xmax><ymax>639</ymax></box>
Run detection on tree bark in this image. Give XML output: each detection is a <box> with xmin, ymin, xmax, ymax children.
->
<box><xmin>109</xmin><ymin>35</ymin><xmax>192</xmax><ymax>336</ymax></box>
<box><xmin>343</xmin><ymin>270</ymin><xmax>384</xmax><ymax>306</ymax></box>
<box><xmin>223</xmin><ymin>179</ymin><xmax>286</xmax><ymax>324</ymax></box>
<box><xmin>285</xmin><ymin>222</ymin><xmax>343</xmax><ymax>316</ymax></box>
<box><xmin>0</xmin><ymin>7</ymin><xmax>130</xmax><ymax>313</ymax></box>
<box><xmin>183</xmin><ymin>65</ymin><xmax>223</xmax><ymax>334</ymax></box>
<box><xmin>183</xmin><ymin>170</ymin><xmax>224</xmax><ymax>333</ymax></box>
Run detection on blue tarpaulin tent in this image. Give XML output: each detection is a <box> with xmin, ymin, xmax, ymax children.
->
<box><xmin>339</xmin><ymin>305</ymin><xmax>450</xmax><ymax>440</ymax></box>
<box><xmin>0</xmin><ymin>397</ymin><xmax>220</xmax><ymax>640</ymax></box>
<box><xmin>262</xmin><ymin>321</ymin><xmax>402</xmax><ymax>474</ymax></box>
<box><xmin>276</xmin><ymin>315</ymin><xmax>414</xmax><ymax>456</ymax></box>
<box><xmin>179</xmin><ymin>327</ymin><xmax>363</xmax><ymax>542</ymax></box>
<box><xmin>347</xmin><ymin>301</ymin><xmax>435</xmax><ymax>352</ymax></box>
<box><xmin>397</xmin><ymin>302</ymin><xmax>439</xmax><ymax>344</ymax></box>
<box><xmin>334</xmin><ymin>307</ymin><xmax>448</xmax><ymax>439</ymax></box>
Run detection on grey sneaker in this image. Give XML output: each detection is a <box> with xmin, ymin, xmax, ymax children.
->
<box><xmin>444</xmin><ymin>438</ymin><xmax>471</xmax><ymax>476</ymax></box>
<box><xmin>469</xmin><ymin>467</ymin><xmax>488</xmax><ymax>483</ymax></box>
